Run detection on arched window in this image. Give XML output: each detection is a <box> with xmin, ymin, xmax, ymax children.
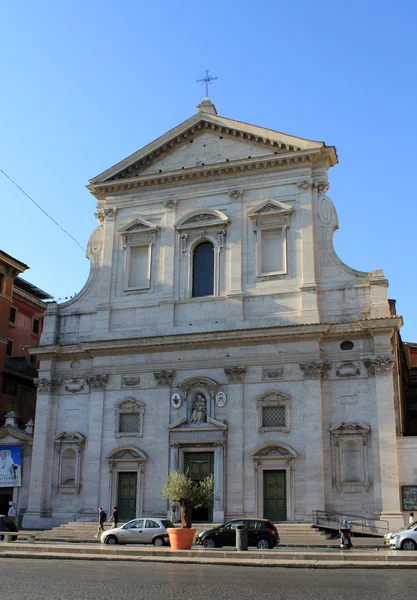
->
<box><xmin>192</xmin><ymin>241</ymin><xmax>214</xmax><ymax>298</ymax></box>
<box><xmin>60</xmin><ymin>448</ymin><xmax>77</xmax><ymax>485</ymax></box>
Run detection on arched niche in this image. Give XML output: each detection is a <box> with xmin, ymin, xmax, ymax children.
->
<box><xmin>53</xmin><ymin>432</ymin><xmax>85</xmax><ymax>493</ymax></box>
<box><xmin>177</xmin><ymin>376</ymin><xmax>220</xmax><ymax>421</ymax></box>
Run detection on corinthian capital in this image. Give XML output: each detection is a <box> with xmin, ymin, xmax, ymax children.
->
<box><xmin>313</xmin><ymin>180</ymin><xmax>330</xmax><ymax>195</ymax></box>
<box><xmin>297</xmin><ymin>180</ymin><xmax>313</xmax><ymax>190</ymax></box>
<box><xmin>153</xmin><ymin>370</ymin><xmax>174</xmax><ymax>387</ymax></box>
<box><xmin>299</xmin><ymin>361</ymin><xmax>331</xmax><ymax>379</ymax></box>
<box><xmin>35</xmin><ymin>378</ymin><xmax>62</xmax><ymax>394</ymax></box>
<box><xmin>364</xmin><ymin>356</ymin><xmax>394</xmax><ymax>376</ymax></box>
<box><xmin>86</xmin><ymin>374</ymin><xmax>108</xmax><ymax>391</ymax></box>
<box><xmin>94</xmin><ymin>207</ymin><xmax>117</xmax><ymax>223</ymax></box>
<box><xmin>228</xmin><ymin>190</ymin><xmax>244</xmax><ymax>202</ymax></box>
<box><xmin>224</xmin><ymin>366</ymin><xmax>247</xmax><ymax>383</ymax></box>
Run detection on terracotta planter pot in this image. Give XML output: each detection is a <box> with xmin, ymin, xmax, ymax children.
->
<box><xmin>167</xmin><ymin>527</ymin><xmax>196</xmax><ymax>550</ymax></box>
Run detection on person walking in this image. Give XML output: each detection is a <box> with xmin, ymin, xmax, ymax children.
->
<box><xmin>95</xmin><ymin>506</ymin><xmax>107</xmax><ymax>539</ymax></box>
<box><xmin>109</xmin><ymin>505</ymin><xmax>119</xmax><ymax>529</ymax></box>
<box><xmin>8</xmin><ymin>502</ymin><xmax>17</xmax><ymax>524</ymax></box>
<box><xmin>409</xmin><ymin>512</ymin><xmax>415</xmax><ymax>525</ymax></box>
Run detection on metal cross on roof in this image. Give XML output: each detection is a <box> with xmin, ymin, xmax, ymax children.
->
<box><xmin>196</xmin><ymin>70</ymin><xmax>218</xmax><ymax>97</ymax></box>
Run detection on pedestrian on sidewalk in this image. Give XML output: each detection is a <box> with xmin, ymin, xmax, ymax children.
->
<box><xmin>95</xmin><ymin>507</ymin><xmax>107</xmax><ymax>539</ymax></box>
<box><xmin>109</xmin><ymin>505</ymin><xmax>119</xmax><ymax>529</ymax></box>
<box><xmin>409</xmin><ymin>512</ymin><xmax>415</xmax><ymax>526</ymax></box>
<box><xmin>8</xmin><ymin>502</ymin><xmax>17</xmax><ymax>524</ymax></box>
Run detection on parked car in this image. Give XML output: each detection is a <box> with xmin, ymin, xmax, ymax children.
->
<box><xmin>384</xmin><ymin>521</ymin><xmax>417</xmax><ymax>545</ymax></box>
<box><xmin>196</xmin><ymin>519</ymin><xmax>280</xmax><ymax>549</ymax></box>
<box><xmin>0</xmin><ymin>515</ymin><xmax>18</xmax><ymax>541</ymax></box>
<box><xmin>101</xmin><ymin>518</ymin><xmax>174</xmax><ymax>546</ymax></box>
<box><xmin>387</xmin><ymin>524</ymin><xmax>417</xmax><ymax>551</ymax></box>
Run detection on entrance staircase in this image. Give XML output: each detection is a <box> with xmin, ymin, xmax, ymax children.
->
<box><xmin>35</xmin><ymin>522</ymin><xmax>328</xmax><ymax>545</ymax></box>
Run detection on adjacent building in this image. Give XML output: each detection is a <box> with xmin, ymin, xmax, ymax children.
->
<box><xmin>0</xmin><ymin>250</ymin><xmax>51</xmax><ymax>518</ymax></box>
<box><xmin>21</xmin><ymin>98</ymin><xmax>416</xmax><ymax>530</ymax></box>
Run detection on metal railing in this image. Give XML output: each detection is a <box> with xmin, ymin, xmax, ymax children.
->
<box><xmin>312</xmin><ymin>510</ymin><xmax>389</xmax><ymax>537</ymax></box>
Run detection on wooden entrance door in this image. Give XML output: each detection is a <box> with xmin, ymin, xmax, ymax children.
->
<box><xmin>117</xmin><ymin>472</ymin><xmax>137</xmax><ymax>521</ymax></box>
<box><xmin>263</xmin><ymin>470</ymin><xmax>287</xmax><ymax>522</ymax></box>
<box><xmin>184</xmin><ymin>452</ymin><xmax>214</xmax><ymax>521</ymax></box>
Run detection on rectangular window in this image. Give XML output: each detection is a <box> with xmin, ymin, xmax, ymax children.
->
<box><xmin>128</xmin><ymin>246</ymin><xmax>149</xmax><ymax>289</ymax></box>
<box><xmin>32</xmin><ymin>318</ymin><xmax>40</xmax><ymax>335</ymax></box>
<box><xmin>2</xmin><ymin>378</ymin><xmax>18</xmax><ymax>396</ymax></box>
<box><xmin>0</xmin><ymin>273</ymin><xmax>4</xmax><ymax>293</ymax></box>
<box><xmin>6</xmin><ymin>340</ymin><xmax>13</xmax><ymax>356</ymax></box>
<box><xmin>9</xmin><ymin>307</ymin><xmax>17</xmax><ymax>324</ymax></box>
<box><xmin>261</xmin><ymin>229</ymin><xmax>284</xmax><ymax>274</ymax></box>
<box><xmin>262</xmin><ymin>406</ymin><xmax>286</xmax><ymax>428</ymax></box>
<box><xmin>119</xmin><ymin>413</ymin><xmax>140</xmax><ymax>433</ymax></box>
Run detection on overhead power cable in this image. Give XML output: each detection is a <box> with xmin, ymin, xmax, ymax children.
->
<box><xmin>0</xmin><ymin>167</ymin><xmax>86</xmax><ymax>253</ymax></box>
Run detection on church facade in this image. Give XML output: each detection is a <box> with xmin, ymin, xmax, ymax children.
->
<box><xmin>23</xmin><ymin>98</ymin><xmax>414</xmax><ymax>530</ymax></box>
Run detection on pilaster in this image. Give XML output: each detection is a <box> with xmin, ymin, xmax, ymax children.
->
<box><xmin>94</xmin><ymin>208</ymin><xmax>117</xmax><ymax>335</ymax></box>
<box><xmin>224</xmin><ymin>366</ymin><xmax>246</xmax><ymax>516</ymax></box>
<box><xmin>297</xmin><ymin>180</ymin><xmax>320</xmax><ymax>322</ymax></box>
<box><xmin>22</xmin><ymin>376</ymin><xmax>62</xmax><ymax>529</ymax></box>
<box><xmin>82</xmin><ymin>374</ymin><xmax>108</xmax><ymax>512</ymax></box>
<box><xmin>365</xmin><ymin>344</ymin><xmax>403</xmax><ymax>530</ymax></box>
<box><xmin>298</xmin><ymin>361</ymin><xmax>329</xmax><ymax>516</ymax></box>
<box><xmin>213</xmin><ymin>443</ymin><xmax>225</xmax><ymax>522</ymax></box>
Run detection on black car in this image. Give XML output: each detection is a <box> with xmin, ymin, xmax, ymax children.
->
<box><xmin>196</xmin><ymin>519</ymin><xmax>279</xmax><ymax>549</ymax></box>
<box><xmin>0</xmin><ymin>515</ymin><xmax>18</xmax><ymax>541</ymax></box>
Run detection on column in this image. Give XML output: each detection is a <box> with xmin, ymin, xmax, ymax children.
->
<box><xmin>170</xmin><ymin>444</ymin><xmax>179</xmax><ymax>472</ymax></box>
<box><xmin>82</xmin><ymin>374</ymin><xmax>108</xmax><ymax>516</ymax></box>
<box><xmin>213</xmin><ymin>443</ymin><xmax>224</xmax><ymax>522</ymax></box>
<box><xmin>298</xmin><ymin>361</ymin><xmax>329</xmax><ymax>518</ymax></box>
<box><xmin>22</xmin><ymin>376</ymin><xmax>62</xmax><ymax>529</ymax></box>
<box><xmin>365</xmin><ymin>352</ymin><xmax>403</xmax><ymax>531</ymax></box>
<box><xmin>226</xmin><ymin>190</ymin><xmax>244</xmax><ymax>320</ymax></box>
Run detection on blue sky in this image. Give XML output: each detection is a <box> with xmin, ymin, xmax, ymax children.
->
<box><xmin>1</xmin><ymin>1</ymin><xmax>416</xmax><ymax>338</ymax></box>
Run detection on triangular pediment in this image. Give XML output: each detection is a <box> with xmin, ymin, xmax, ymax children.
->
<box><xmin>118</xmin><ymin>217</ymin><xmax>159</xmax><ymax>235</ymax></box>
<box><xmin>0</xmin><ymin>426</ymin><xmax>33</xmax><ymax>444</ymax></box>
<box><xmin>89</xmin><ymin>112</ymin><xmax>333</xmax><ymax>189</ymax></box>
<box><xmin>247</xmin><ymin>198</ymin><xmax>294</xmax><ymax>218</ymax></box>
<box><xmin>168</xmin><ymin>416</ymin><xmax>227</xmax><ymax>431</ymax></box>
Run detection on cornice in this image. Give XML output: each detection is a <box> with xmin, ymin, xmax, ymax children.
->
<box><xmin>33</xmin><ymin>324</ymin><xmax>328</xmax><ymax>360</ymax></box>
<box><xmin>88</xmin><ymin>149</ymin><xmax>321</xmax><ymax>199</ymax></box>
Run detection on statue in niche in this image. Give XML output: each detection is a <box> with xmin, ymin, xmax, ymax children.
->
<box><xmin>189</xmin><ymin>394</ymin><xmax>207</xmax><ymax>424</ymax></box>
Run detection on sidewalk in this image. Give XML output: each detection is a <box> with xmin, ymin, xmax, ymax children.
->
<box><xmin>0</xmin><ymin>542</ymin><xmax>415</xmax><ymax>569</ymax></box>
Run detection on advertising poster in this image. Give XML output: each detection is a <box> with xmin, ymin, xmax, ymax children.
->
<box><xmin>0</xmin><ymin>446</ymin><xmax>22</xmax><ymax>487</ymax></box>
<box><xmin>402</xmin><ymin>486</ymin><xmax>417</xmax><ymax>511</ymax></box>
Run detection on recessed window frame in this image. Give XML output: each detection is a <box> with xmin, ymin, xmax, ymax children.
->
<box><xmin>9</xmin><ymin>306</ymin><xmax>17</xmax><ymax>325</ymax></box>
<box><xmin>6</xmin><ymin>340</ymin><xmax>13</xmax><ymax>356</ymax></box>
<box><xmin>115</xmin><ymin>398</ymin><xmax>145</xmax><ymax>439</ymax></box>
<box><xmin>119</xmin><ymin>217</ymin><xmax>159</xmax><ymax>294</ymax></box>
<box><xmin>32</xmin><ymin>317</ymin><xmax>41</xmax><ymax>335</ymax></box>
<box><xmin>192</xmin><ymin>240</ymin><xmax>215</xmax><ymax>298</ymax></box>
<box><xmin>248</xmin><ymin>199</ymin><xmax>293</xmax><ymax>281</ymax></box>
<box><xmin>174</xmin><ymin>209</ymin><xmax>229</xmax><ymax>300</ymax></box>
<box><xmin>257</xmin><ymin>390</ymin><xmax>291</xmax><ymax>433</ymax></box>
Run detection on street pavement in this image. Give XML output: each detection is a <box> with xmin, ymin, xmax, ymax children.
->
<box><xmin>0</xmin><ymin>559</ymin><xmax>415</xmax><ymax>599</ymax></box>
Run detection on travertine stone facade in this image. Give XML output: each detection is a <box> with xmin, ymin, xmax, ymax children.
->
<box><xmin>23</xmin><ymin>99</ymin><xmax>409</xmax><ymax>530</ymax></box>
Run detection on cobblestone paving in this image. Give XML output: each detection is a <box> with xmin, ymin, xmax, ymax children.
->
<box><xmin>0</xmin><ymin>559</ymin><xmax>414</xmax><ymax>600</ymax></box>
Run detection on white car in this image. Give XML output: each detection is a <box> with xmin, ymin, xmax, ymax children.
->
<box><xmin>386</xmin><ymin>524</ymin><xmax>417</xmax><ymax>550</ymax></box>
<box><xmin>101</xmin><ymin>518</ymin><xmax>174</xmax><ymax>546</ymax></box>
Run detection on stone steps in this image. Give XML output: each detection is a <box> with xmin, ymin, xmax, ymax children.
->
<box><xmin>42</xmin><ymin>521</ymin><xmax>327</xmax><ymax>541</ymax></box>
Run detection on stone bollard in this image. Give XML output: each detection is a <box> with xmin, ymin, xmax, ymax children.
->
<box><xmin>236</xmin><ymin>524</ymin><xmax>248</xmax><ymax>551</ymax></box>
